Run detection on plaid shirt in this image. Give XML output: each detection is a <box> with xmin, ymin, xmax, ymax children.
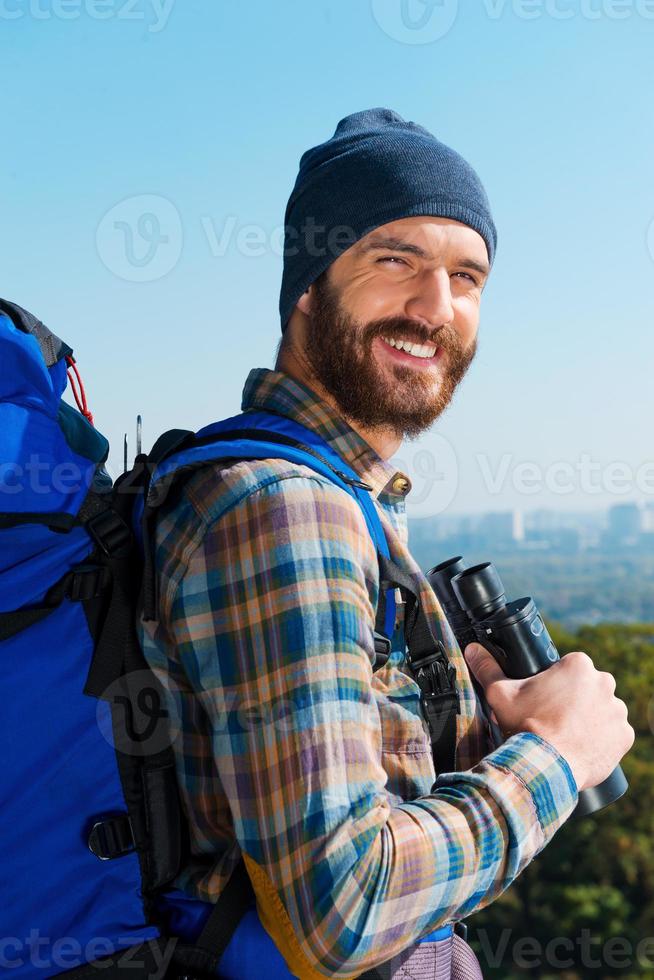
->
<box><xmin>140</xmin><ymin>367</ymin><xmax>578</xmax><ymax>978</ymax></box>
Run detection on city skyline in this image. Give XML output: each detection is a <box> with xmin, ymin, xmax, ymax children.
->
<box><xmin>408</xmin><ymin>504</ymin><xmax>653</xmax><ymax>585</ymax></box>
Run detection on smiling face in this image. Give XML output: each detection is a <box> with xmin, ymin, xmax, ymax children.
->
<box><xmin>277</xmin><ymin>216</ymin><xmax>490</xmax><ymax>458</ymax></box>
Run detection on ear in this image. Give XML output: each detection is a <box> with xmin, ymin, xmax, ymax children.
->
<box><xmin>295</xmin><ymin>285</ymin><xmax>312</xmax><ymax>317</ymax></box>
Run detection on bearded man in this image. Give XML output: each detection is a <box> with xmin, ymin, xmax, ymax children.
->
<box><xmin>142</xmin><ymin>108</ymin><xmax>633</xmax><ymax>980</ymax></box>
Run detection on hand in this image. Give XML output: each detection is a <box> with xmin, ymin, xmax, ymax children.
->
<box><xmin>464</xmin><ymin>643</ymin><xmax>635</xmax><ymax>792</ymax></box>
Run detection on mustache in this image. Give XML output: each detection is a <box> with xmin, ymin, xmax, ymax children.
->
<box><xmin>365</xmin><ymin>317</ymin><xmax>458</xmax><ymax>350</ymax></box>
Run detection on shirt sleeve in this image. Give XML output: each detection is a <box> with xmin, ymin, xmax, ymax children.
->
<box><xmin>166</xmin><ymin>473</ymin><xmax>579</xmax><ymax>979</ymax></box>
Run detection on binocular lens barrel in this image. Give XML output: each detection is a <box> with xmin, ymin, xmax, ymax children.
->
<box><xmin>427</xmin><ymin>556</ymin><xmax>477</xmax><ymax>651</ymax></box>
<box><xmin>451</xmin><ymin>562</ymin><xmax>506</xmax><ymax>620</ymax></box>
<box><xmin>427</xmin><ymin>556</ymin><xmax>466</xmax><ymax>609</ymax></box>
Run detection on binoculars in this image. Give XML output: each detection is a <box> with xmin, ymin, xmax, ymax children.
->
<box><xmin>427</xmin><ymin>556</ymin><xmax>628</xmax><ymax>818</ymax></box>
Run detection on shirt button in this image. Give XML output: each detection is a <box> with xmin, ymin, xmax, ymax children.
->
<box><xmin>391</xmin><ymin>476</ymin><xmax>411</xmax><ymax>495</ymax></box>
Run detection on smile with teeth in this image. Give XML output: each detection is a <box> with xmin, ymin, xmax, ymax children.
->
<box><xmin>380</xmin><ymin>336</ymin><xmax>438</xmax><ymax>359</ymax></box>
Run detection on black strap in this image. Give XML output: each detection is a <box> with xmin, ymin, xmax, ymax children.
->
<box><xmin>78</xmin><ymin>497</ymin><xmax>140</xmax><ymax>699</ymax></box>
<box><xmin>171</xmin><ymin>858</ymin><xmax>254</xmax><ymax>975</ymax></box>
<box><xmin>0</xmin><ymin>602</ymin><xmax>59</xmax><ymax>642</ymax></box>
<box><xmin>137</xmin><ymin>429</ymin><xmax>200</xmax><ymax>622</ymax></box>
<box><xmin>83</xmin><ymin>553</ymin><xmax>134</xmax><ymax>699</ymax></box>
<box><xmin>148</xmin><ymin>428</ymin><xmax>196</xmax><ymax>469</ymax></box>
<box><xmin>375</xmin><ymin>554</ymin><xmax>459</xmax><ymax>777</ymax></box>
<box><xmin>0</xmin><ymin>563</ymin><xmax>111</xmax><ymax>642</ymax></box>
<box><xmin>77</xmin><ymin>494</ymin><xmax>189</xmax><ymax>908</ymax></box>
<box><xmin>0</xmin><ymin>510</ymin><xmax>76</xmax><ymax>531</ymax></box>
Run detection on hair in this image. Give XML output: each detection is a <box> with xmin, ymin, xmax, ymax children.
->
<box><xmin>275</xmin><ymin>268</ymin><xmax>332</xmax><ymax>366</ymax></box>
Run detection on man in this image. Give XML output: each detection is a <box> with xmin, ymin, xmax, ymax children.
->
<box><xmin>142</xmin><ymin>108</ymin><xmax>633</xmax><ymax>978</ymax></box>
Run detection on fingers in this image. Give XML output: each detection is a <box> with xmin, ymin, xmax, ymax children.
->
<box><xmin>464</xmin><ymin>643</ymin><xmax>507</xmax><ymax>689</ymax></box>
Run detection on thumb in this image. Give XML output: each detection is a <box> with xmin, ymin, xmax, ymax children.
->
<box><xmin>464</xmin><ymin>643</ymin><xmax>506</xmax><ymax>689</ymax></box>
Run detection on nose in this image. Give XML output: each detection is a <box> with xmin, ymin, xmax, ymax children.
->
<box><xmin>404</xmin><ymin>268</ymin><xmax>454</xmax><ymax>328</ymax></box>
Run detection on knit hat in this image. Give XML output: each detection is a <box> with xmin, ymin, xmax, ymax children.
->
<box><xmin>279</xmin><ymin>107</ymin><xmax>497</xmax><ymax>332</ymax></box>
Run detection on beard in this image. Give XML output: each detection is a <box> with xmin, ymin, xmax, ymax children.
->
<box><xmin>301</xmin><ymin>271</ymin><xmax>478</xmax><ymax>442</ymax></box>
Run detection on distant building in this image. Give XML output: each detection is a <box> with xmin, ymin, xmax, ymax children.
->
<box><xmin>605</xmin><ymin>503</ymin><xmax>642</xmax><ymax>546</ymax></box>
<box><xmin>476</xmin><ymin>510</ymin><xmax>524</xmax><ymax>548</ymax></box>
<box><xmin>524</xmin><ymin>527</ymin><xmax>581</xmax><ymax>554</ymax></box>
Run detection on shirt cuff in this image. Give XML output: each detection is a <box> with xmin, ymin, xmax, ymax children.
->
<box><xmin>483</xmin><ymin>731</ymin><xmax>579</xmax><ymax>841</ymax></box>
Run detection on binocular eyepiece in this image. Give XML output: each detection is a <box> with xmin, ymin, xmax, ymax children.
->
<box><xmin>428</xmin><ymin>556</ymin><xmax>628</xmax><ymax>819</ymax></box>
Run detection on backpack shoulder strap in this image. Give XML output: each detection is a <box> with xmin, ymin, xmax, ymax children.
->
<box><xmin>139</xmin><ymin>411</ymin><xmax>397</xmax><ymax>639</ymax></box>
<box><xmin>375</xmin><ymin>554</ymin><xmax>459</xmax><ymax>778</ymax></box>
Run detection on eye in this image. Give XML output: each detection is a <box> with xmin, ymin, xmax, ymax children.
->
<box><xmin>453</xmin><ymin>272</ymin><xmax>479</xmax><ymax>286</ymax></box>
<box><xmin>376</xmin><ymin>256</ymin><xmax>407</xmax><ymax>266</ymax></box>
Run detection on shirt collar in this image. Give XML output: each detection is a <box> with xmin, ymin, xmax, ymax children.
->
<box><xmin>241</xmin><ymin>368</ymin><xmax>412</xmax><ymax>502</ymax></box>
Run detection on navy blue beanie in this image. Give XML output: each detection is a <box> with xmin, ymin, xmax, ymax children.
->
<box><xmin>279</xmin><ymin>107</ymin><xmax>497</xmax><ymax>332</ymax></box>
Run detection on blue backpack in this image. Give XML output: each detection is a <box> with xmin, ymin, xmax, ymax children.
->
<box><xmin>0</xmin><ymin>298</ymin><xmax>458</xmax><ymax>979</ymax></box>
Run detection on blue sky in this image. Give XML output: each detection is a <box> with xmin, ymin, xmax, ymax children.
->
<box><xmin>2</xmin><ymin>0</ymin><xmax>653</xmax><ymax>517</ymax></box>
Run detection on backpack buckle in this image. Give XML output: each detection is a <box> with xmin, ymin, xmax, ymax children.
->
<box><xmin>372</xmin><ymin>631</ymin><xmax>392</xmax><ymax>670</ymax></box>
<box><xmin>86</xmin><ymin>509</ymin><xmax>132</xmax><ymax>558</ymax></box>
<box><xmin>411</xmin><ymin>644</ymin><xmax>459</xmax><ymax>700</ymax></box>
<box><xmin>88</xmin><ymin>814</ymin><xmax>136</xmax><ymax>860</ymax></box>
<box><xmin>67</xmin><ymin>564</ymin><xmax>112</xmax><ymax>601</ymax></box>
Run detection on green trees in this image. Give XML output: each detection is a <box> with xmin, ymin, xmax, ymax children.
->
<box><xmin>470</xmin><ymin>624</ymin><xmax>654</xmax><ymax>979</ymax></box>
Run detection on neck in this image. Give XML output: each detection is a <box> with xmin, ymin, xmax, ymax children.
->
<box><xmin>274</xmin><ymin>345</ymin><xmax>402</xmax><ymax>462</ymax></box>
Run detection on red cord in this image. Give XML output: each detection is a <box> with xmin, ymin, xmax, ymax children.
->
<box><xmin>65</xmin><ymin>355</ymin><xmax>94</xmax><ymax>427</ymax></box>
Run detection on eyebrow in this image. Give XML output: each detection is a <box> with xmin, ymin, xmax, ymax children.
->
<box><xmin>359</xmin><ymin>235</ymin><xmax>490</xmax><ymax>280</ymax></box>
